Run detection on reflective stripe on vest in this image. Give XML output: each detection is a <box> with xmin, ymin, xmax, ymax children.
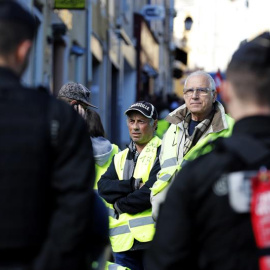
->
<box><xmin>107</xmin><ymin>206</ymin><xmax>117</xmax><ymax>219</ymax></box>
<box><xmin>151</xmin><ymin>115</ymin><xmax>234</xmax><ymax>196</ymax></box>
<box><xmin>129</xmin><ymin>216</ymin><xmax>154</xmax><ymax>228</ymax></box>
<box><xmin>108</xmin><ymin>136</ymin><xmax>161</xmax><ymax>252</ymax></box>
<box><xmin>110</xmin><ymin>224</ymin><xmax>131</xmax><ymax>236</ymax></box>
<box><xmin>162</xmin><ymin>156</ymin><xmax>178</xmax><ymax>168</ymax></box>
<box><xmin>108</xmin><ymin>265</ymin><xmax>118</xmax><ymax>270</ymax></box>
<box><xmin>105</xmin><ymin>261</ymin><xmax>130</xmax><ymax>270</ymax></box>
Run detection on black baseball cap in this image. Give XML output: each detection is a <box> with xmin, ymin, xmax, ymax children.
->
<box><xmin>125</xmin><ymin>101</ymin><xmax>158</xmax><ymax>120</ymax></box>
<box><xmin>0</xmin><ymin>1</ymin><xmax>37</xmax><ymax>38</ymax></box>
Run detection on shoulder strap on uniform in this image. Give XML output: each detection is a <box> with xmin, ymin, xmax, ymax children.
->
<box><xmin>216</xmin><ymin>135</ymin><xmax>270</xmax><ymax>165</ymax></box>
<box><xmin>37</xmin><ymin>85</ymin><xmax>51</xmax><ymax>94</ymax></box>
<box><xmin>46</xmin><ymin>97</ymin><xmax>60</xmax><ymax>150</ymax></box>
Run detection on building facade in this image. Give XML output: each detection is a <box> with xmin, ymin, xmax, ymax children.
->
<box><xmin>22</xmin><ymin>0</ymin><xmax>176</xmax><ymax>148</ymax></box>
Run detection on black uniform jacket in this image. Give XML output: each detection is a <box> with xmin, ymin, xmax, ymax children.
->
<box><xmin>0</xmin><ymin>68</ymin><xmax>96</xmax><ymax>269</ymax></box>
<box><xmin>146</xmin><ymin>116</ymin><xmax>270</xmax><ymax>270</ymax></box>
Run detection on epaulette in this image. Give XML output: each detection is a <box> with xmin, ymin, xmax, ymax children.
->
<box><xmin>36</xmin><ymin>85</ymin><xmax>51</xmax><ymax>94</ymax></box>
<box><xmin>215</xmin><ymin>135</ymin><xmax>270</xmax><ymax>166</ymax></box>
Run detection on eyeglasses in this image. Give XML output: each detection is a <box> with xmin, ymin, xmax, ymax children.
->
<box><xmin>183</xmin><ymin>87</ymin><xmax>214</xmax><ymax>97</ymax></box>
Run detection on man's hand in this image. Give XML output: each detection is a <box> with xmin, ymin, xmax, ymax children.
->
<box><xmin>70</xmin><ymin>100</ymin><xmax>87</xmax><ymax>119</ymax></box>
<box><xmin>77</xmin><ymin>104</ymin><xmax>87</xmax><ymax>119</ymax></box>
<box><xmin>134</xmin><ymin>178</ymin><xmax>143</xmax><ymax>190</ymax></box>
<box><xmin>139</xmin><ymin>182</ymin><xmax>144</xmax><ymax>189</ymax></box>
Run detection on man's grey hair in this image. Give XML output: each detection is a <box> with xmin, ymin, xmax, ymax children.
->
<box><xmin>149</xmin><ymin>118</ymin><xmax>155</xmax><ymax>127</ymax></box>
<box><xmin>184</xmin><ymin>71</ymin><xmax>216</xmax><ymax>93</ymax></box>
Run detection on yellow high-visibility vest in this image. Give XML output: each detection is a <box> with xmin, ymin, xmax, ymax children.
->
<box><xmin>108</xmin><ymin>136</ymin><xmax>161</xmax><ymax>252</ymax></box>
<box><xmin>94</xmin><ymin>144</ymin><xmax>119</xmax><ymax>189</ymax></box>
<box><xmin>105</xmin><ymin>261</ymin><xmax>130</xmax><ymax>270</ymax></box>
<box><xmin>152</xmin><ymin>115</ymin><xmax>234</xmax><ymax>196</ymax></box>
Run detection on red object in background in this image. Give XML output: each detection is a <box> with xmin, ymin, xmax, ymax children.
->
<box><xmin>251</xmin><ymin>168</ymin><xmax>270</xmax><ymax>270</ymax></box>
<box><xmin>214</xmin><ymin>69</ymin><xmax>223</xmax><ymax>94</ymax></box>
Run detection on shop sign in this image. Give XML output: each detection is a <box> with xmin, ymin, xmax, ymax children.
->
<box><xmin>54</xmin><ymin>0</ymin><xmax>85</xmax><ymax>9</ymax></box>
<box><xmin>141</xmin><ymin>5</ymin><xmax>165</xmax><ymax>21</ymax></box>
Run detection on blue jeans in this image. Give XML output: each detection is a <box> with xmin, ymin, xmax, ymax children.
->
<box><xmin>114</xmin><ymin>249</ymin><xmax>145</xmax><ymax>270</ymax></box>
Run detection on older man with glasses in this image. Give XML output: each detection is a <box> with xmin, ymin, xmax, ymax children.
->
<box><xmin>151</xmin><ymin>70</ymin><xmax>234</xmax><ymax>221</ymax></box>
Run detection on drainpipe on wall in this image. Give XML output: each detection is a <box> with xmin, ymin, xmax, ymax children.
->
<box><xmin>85</xmin><ymin>0</ymin><xmax>92</xmax><ymax>87</ymax></box>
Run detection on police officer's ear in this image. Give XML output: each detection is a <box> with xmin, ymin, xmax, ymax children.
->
<box><xmin>13</xmin><ymin>39</ymin><xmax>32</xmax><ymax>76</ymax></box>
<box><xmin>17</xmin><ymin>40</ymin><xmax>32</xmax><ymax>63</ymax></box>
<box><xmin>220</xmin><ymin>80</ymin><xmax>231</xmax><ymax>104</ymax></box>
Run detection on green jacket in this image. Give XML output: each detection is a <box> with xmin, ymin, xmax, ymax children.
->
<box><xmin>156</xmin><ymin>119</ymin><xmax>170</xmax><ymax>139</ymax></box>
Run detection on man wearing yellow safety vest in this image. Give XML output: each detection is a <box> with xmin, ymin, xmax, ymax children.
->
<box><xmin>151</xmin><ymin>71</ymin><xmax>234</xmax><ymax>221</ymax></box>
<box><xmin>98</xmin><ymin>101</ymin><xmax>161</xmax><ymax>270</ymax></box>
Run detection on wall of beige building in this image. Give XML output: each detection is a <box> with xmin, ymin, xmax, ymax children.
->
<box><xmin>173</xmin><ymin>0</ymin><xmax>270</xmax><ymax>97</ymax></box>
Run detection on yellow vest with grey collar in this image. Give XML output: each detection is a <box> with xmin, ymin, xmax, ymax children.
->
<box><xmin>151</xmin><ymin>114</ymin><xmax>234</xmax><ymax>197</ymax></box>
<box><xmin>108</xmin><ymin>136</ymin><xmax>161</xmax><ymax>252</ymax></box>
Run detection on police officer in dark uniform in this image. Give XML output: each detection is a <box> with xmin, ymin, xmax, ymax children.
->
<box><xmin>145</xmin><ymin>32</ymin><xmax>270</xmax><ymax>270</ymax></box>
<box><xmin>0</xmin><ymin>1</ymin><xmax>97</xmax><ymax>269</ymax></box>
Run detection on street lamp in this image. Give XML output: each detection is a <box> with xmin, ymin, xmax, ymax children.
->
<box><xmin>184</xmin><ymin>16</ymin><xmax>193</xmax><ymax>31</ymax></box>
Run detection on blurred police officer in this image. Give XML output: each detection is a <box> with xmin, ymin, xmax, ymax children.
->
<box><xmin>0</xmin><ymin>1</ymin><xmax>96</xmax><ymax>269</ymax></box>
<box><xmin>146</xmin><ymin>32</ymin><xmax>270</xmax><ymax>270</ymax></box>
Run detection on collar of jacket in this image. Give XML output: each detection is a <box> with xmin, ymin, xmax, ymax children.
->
<box><xmin>233</xmin><ymin>115</ymin><xmax>270</xmax><ymax>136</ymax></box>
<box><xmin>126</xmin><ymin>141</ymin><xmax>139</xmax><ymax>162</ymax></box>
<box><xmin>0</xmin><ymin>67</ymin><xmax>21</xmax><ymax>87</ymax></box>
<box><xmin>166</xmin><ymin>101</ymin><xmax>229</xmax><ymax>133</ymax></box>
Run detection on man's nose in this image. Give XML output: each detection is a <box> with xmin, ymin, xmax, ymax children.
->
<box><xmin>191</xmin><ymin>89</ymin><xmax>199</xmax><ymax>98</ymax></box>
<box><xmin>132</xmin><ymin>122</ymin><xmax>139</xmax><ymax>129</ymax></box>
